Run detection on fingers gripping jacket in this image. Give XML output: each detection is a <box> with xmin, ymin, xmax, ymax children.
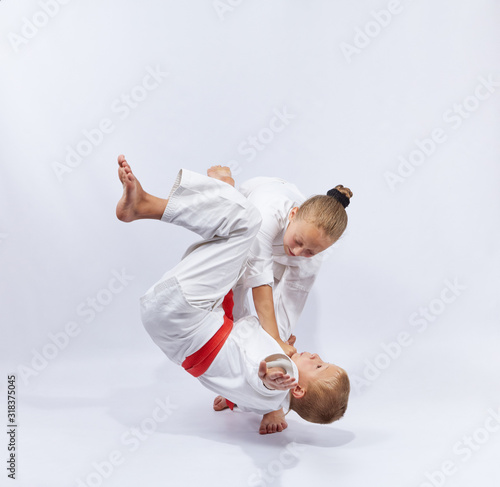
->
<box><xmin>265</xmin><ymin>354</ymin><xmax>295</xmax><ymax>376</ymax></box>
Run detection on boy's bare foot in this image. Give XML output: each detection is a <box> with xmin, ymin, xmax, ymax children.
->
<box><xmin>207</xmin><ymin>165</ymin><xmax>235</xmax><ymax>187</ymax></box>
<box><xmin>213</xmin><ymin>395</ymin><xmax>230</xmax><ymax>411</ymax></box>
<box><xmin>259</xmin><ymin>409</ymin><xmax>288</xmax><ymax>435</ymax></box>
<box><xmin>116</xmin><ymin>154</ymin><xmax>167</xmax><ymax>222</ymax></box>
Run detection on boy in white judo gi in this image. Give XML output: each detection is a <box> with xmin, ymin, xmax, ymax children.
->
<box><xmin>115</xmin><ymin>155</ymin><xmax>350</xmax><ymax>434</ymax></box>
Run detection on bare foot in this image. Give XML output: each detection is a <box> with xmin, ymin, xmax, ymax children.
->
<box><xmin>213</xmin><ymin>396</ymin><xmax>230</xmax><ymax>411</ymax></box>
<box><xmin>259</xmin><ymin>409</ymin><xmax>288</xmax><ymax>435</ymax></box>
<box><xmin>207</xmin><ymin>165</ymin><xmax>235</xmax><ymax>187</ymax></box>
<box><xmin>116</xmin><ymin>154</ymin><xmax>167</xmax><ymax>222</ymax></box>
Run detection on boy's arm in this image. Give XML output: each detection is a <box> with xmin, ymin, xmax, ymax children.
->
<box><xmin>252</xmin><ymin>285</ymin><xmax>297</xmax><ymax>357</ymax></box>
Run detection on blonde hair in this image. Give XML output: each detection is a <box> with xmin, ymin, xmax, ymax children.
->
<box><xmin>295</xmin><ymin>185</ymin><xmax>353</xmax><ymax>242</ymax></box>
<box><xmin>289</xmin><ymin>367</ymin><xmax>350</xmax><ymax>424</ymax></box>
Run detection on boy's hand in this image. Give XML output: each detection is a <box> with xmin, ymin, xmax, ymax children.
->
<box><xmin>258</xmin><ymin>361</ymin><xmax>297</xmax><ymax>391</ymax></box>
<box><xmin>277</xmin><ymin>338</ymin><xmax>297</xmax><ymax>358</ymax></box>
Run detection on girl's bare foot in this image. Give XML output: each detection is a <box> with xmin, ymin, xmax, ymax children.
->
<box><xmin>213</xmin><ymin>395</ymin><xmax>230</xmax><ymax>411</ymax></box>
<box><xmin>259</xmin><ymin>409</ymin><xmax>288</xmax><ymax>435</ymax></box>
<box><xmin>115</xmin><ymin>154</ymin><xmax>167</xmax><ymax>222</ymax></box>
<box><xmin>207</xmin><ymin>165</ymin><xmax>235</xmax><ymax>187</ymax></box>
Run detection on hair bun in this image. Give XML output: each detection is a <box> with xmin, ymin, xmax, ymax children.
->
<box><xmin>334</xmin><ymin>185</ymin><xmax>353</xmax><ymax>199</ymax></box>
<box><xmin>327</xmin><ymin>185</ymin><xmax>353</xmax><ymax>209</ymax></box>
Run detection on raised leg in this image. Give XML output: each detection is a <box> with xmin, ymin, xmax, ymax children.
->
<box><xmin>116</xmin><ymin>154</ymin><xmax>168</xmax><ymax>222</ymax></box>
<box><xmin>139</xmin><ymin>165</ymin><xmax>261</xmax><ymax>365</ymax></box>
<box><xmin>143</xmin><ymin>165</ymin><xmax>261</xmax><ymax>310</ymax></box>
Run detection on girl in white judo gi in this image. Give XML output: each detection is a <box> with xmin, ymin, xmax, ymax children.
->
<box><xmin>115</xmin><ymin>156</ymin><xmax>350</xmax><ymax>434</ymax></box>
<box><xmin>208</xmin><ymin>167</ymin><xmax>352</xmax><ymax>432</ymax></box>
<box><xmin>232</xmin><ymin>174</ymin><xmax>353</xmax><ymax>358</ymax></box>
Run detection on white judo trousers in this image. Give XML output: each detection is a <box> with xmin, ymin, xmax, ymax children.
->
<box><xmin>140</xmin><ymin>169</ymin><xmax>261</xmax><ymax>365</ymax></box>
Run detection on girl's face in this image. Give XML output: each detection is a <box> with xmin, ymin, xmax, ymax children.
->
<box><xmin>283</xmin><ymin>207</ymin><xmax>335</xmax><ymax>257</ymax></box>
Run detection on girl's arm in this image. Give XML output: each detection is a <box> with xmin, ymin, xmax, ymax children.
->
<box><xmin>252</xmin><ymin>285</ymin><xmax>297</xmax><ymax>357</ymax></box>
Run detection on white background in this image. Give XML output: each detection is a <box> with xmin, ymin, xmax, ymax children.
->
<box><xmin>0</xmin><ymin>1</ymin><xmax>499</xmax><ymax>486</ymax></box>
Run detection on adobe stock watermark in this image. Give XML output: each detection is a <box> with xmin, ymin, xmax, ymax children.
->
<box><xmin>224</xmin><ymin>106</ymin><xmax>296</xmax><ymax>178</ymax></box>
<box><xmin>248</xmin><ymin>442</ymin><xmax>305</xmax><ymax>487</ymax></box>
<box><xmin>351</xmin><ymin>278</ymin><xmax>466</xmax><ymax>394</ymax></box>
<box><xmin>51</xmin><ymin>65</ymin><xmax>169</xmax><ymax>183</ymax></box>
<box><xmin>213</xmin><ymin>0</ymin><xmax>244</xmax><ymax>21</ymax></box>
<box><xmin>6</xmin><ymin>375</ymin><xmax>17</xmax><ymax>481</ymax></box>
<box><xmin>340</xmin><ymin>0</ymin><xmax>404</xmax><ymax>64</ymax></box>
<box><xmin>75</xmin><ymin>396</ymin><xmax>178</xmax><ymax>487</ymax></box>
<box><xmin>17</xmin><ymin>268</ymin><xmax>134</xmax><ymax>384</ymax></box>
<box><xmin>8</xmin><ymin>0</ymin><xmax>74</xmax><ymax>53</ymax></box>
<box><xmin>418</xmin><ymin>406</ymin><xmax>500</xmax><ymax>487</ymax></box>
<box><xmin>385</xmin><ymin>74</ymin><xmax>500</xmax><ymax>191</ymax></box>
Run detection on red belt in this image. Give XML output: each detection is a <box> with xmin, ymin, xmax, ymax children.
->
<box><xmin>182</xmin><ymin>290</ymin><xmax>234</xmax><ymax>378</ymax></box>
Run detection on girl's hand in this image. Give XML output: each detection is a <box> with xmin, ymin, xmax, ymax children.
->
<box><xmin>277</xmin><ymin>338</ymin><xmax>297</xmax><ymax>358</ymax></box>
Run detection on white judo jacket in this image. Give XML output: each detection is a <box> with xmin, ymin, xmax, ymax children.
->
<box><xmin>233</xmin><ymin>177</ymin><xmax>324</xmax><ymax>341</ymax></box>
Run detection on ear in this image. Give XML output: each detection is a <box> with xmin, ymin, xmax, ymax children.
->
<box><xmin>288</xmin><ymin>207</ymin><xmax>299</xmax><ymax>222</ymax></box>
<box><xmin>291</xmin><ymin>384</ymin><xmax>306</xmax><ymax>399</ymax></box>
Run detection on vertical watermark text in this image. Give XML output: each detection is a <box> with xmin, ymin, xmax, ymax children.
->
<box><xmin>6</xmin><ymin>375</ymin><xmax>17</xmax><ymax>481</ymax></box>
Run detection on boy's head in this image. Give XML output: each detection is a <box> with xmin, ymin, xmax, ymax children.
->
<box><xmin>289</xmin><ymin>352</ymin><xmax>350</xmax><ymax>424</ymax></box>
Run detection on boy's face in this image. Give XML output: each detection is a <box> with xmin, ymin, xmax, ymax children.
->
<box><xmin>283</xmin><ymin>207</ymin><xmax>334</xmax><ymax>258</ymax></box>
<box><xmin>291</xmin><ymin>352</ymin><xmax>341</xmax><ymax>389</ymax></box>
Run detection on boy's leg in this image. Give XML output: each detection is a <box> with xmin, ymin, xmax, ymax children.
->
<box><xmin>160</xmin><ymin>167</ymin><xmax>261</xmax><ymax>309</ymax></box>
<box><xmin>117</xmin><ymin>154</ymin><xmax>261</xmax><ymax>310</ymax></box>
<box><xmin>118</xmin><ymin>155</ymin><xmax>261</xmax><ymax>364</ymax></box>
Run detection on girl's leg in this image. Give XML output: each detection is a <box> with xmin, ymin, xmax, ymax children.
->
<box><xmin>116</xmin><ymin>154</ymin><xmax>168</xmax><ymax>222</ymax></box>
